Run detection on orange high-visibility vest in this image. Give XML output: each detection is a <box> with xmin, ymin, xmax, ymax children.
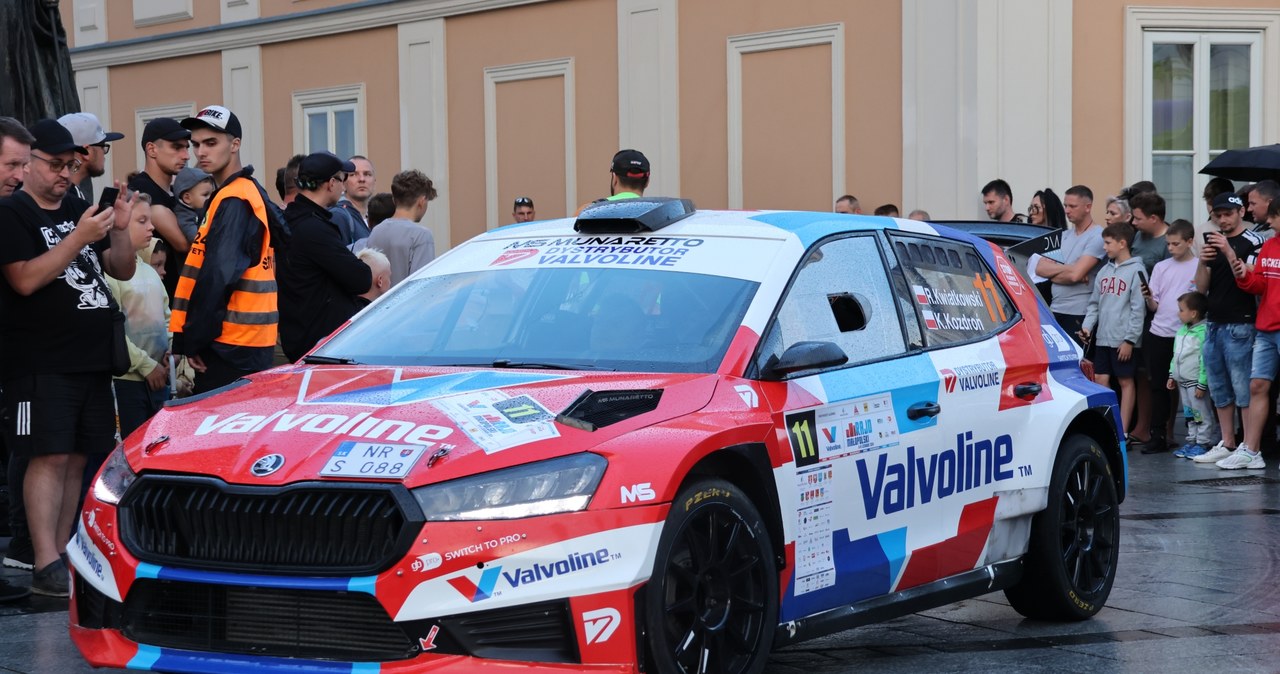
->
<box><xmin>169</xmin><ymin>177</ymin><xmax>278</xmax><ymax>348</ymax></box>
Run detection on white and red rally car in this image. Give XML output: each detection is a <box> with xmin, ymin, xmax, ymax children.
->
<box><xmin>71</xmin><ymin>199</ymin><xmax>1126</xmax><ymax>673</ymax></box>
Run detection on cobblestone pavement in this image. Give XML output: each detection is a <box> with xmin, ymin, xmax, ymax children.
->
<box><xmin>4</xmin><ymin>449</ymin><xmax>1280</xmax><ymax>673</ymax></box>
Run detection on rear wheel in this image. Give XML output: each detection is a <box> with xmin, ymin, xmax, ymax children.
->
<box><xmin>644</xmin><ymin>479</ymin><xmax>777</xmax><ymax>674</ymax></box>
<box><xmin>1005</xmin><ymin>433</ymin><xmax>1120</xmax><ymax>620</ymax></box>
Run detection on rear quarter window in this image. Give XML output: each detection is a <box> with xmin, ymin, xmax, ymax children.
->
<box><xmin>889</xmin><ymin>233</ymin><xmax>1018</xmax><ymax>348</ymax></box>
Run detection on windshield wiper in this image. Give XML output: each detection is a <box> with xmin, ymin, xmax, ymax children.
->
<box><xmin>301</xmin><ymin>355</ymin><xmax>361</xmax><ymax>365</ymax></box>
<box><xmin>492</xmin><ymin>359</ymin><xmax>612</xmax><ymax>371</ymax></box>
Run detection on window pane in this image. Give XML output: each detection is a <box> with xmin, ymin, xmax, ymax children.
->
<box><xmin>307</xmin><ymin>111</ymin><xmax>328</xmax><ymax>153</ymax></box>
<box><xmin>1209</xmin><ymin>44</ymin><xmax>1250</xmax><ymax>151</ymax></box>
<box><xmin>1152</xmin><ymin>43</ymin><xmax>1194</xmax><ymax>151</ymax></box>
<box><xmin>334</xmin><ymin>109</ymin><xmax>355</xmax><ymax>160</ymax></box>
<box><xmin>1153</xmin><ymin>154</ymin><xmax>1194</xmax><ymax>223</ymax></box>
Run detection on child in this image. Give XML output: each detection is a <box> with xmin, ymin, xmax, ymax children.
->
<box><xmin>1081</xmin><ymin>222</ymin><xmax>1147</xmax><ymax>445</ymax></box>
<box><xmin>1168</xmin><ymin>292</ymin><xmax>1218</xmax><ymax>458</ymax></box>
<box><xmin>148</xmin><ymin>239</ymin><xmax>168</xmax><ymax>281</ymax></box>
<box><xmin>1141</xmin><ymin>219</ymin><xmax>1201</xmax><ymax>453</ymax></box>
<box><xmin>172</xmin><ymin>166</ymin><xmax>215</xmax><ymax>243</ymax></box>
<box><xmin>1224</xmin><ymin>197</ymin><xmax>1280</xmax><ymax>469</ymax></box>
<box><xmin>105</xmin><ymin>193</ymin><xmax>171</xmax><ymax>438</ymax></box>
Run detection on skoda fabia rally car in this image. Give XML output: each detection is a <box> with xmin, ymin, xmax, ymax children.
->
<box><xmin>70</xmin><ymin>199</ymin><xmax>1126</xmax><ymax>673</ymax></box>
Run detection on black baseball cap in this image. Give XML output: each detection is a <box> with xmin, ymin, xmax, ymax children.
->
<box><xmin>182</xmin><ymin>105</ymin><xmax>243</xmax><ymax>139</ymax></box>
<box><xmin>28</xmin><ymin>119</ymin><xmax>89</xmax><ymax>156</ymax></box>
<box><xmin>1212</xmin><ymin>193</ymin><xmax>1245</xmax><ymax>211</ymax></box>
<box><xmin>298</xmin><ymin>151</ymin><xmax>356</xmax><ymax>182</ymax></box>
<box><xmin>610</xmin><ymin>149</ymin><xmax>650</xmax><ymax>178</ymax></box>
<box><xmin>141</xmin><ymin>117</ymin><xmax>192</xmax><ymax>148</ymax></box>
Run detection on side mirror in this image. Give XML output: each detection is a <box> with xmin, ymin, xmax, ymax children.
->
<box><xmin>761</xmin><ymin>341</ymin><xmax>848</xmax><ymax>380</ymax></box>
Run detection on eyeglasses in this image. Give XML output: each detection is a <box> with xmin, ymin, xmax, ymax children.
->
<box><xmin>514</xmin><ymin>197</ymin><xmax>533</xmax><ymax>207</ymax></box>
<box><xmin>92</xmin><ymin>143</ymin><xmax>111</xmax><ymax>155</ymax></box>
<box><xmin>30</xmin><ymin>154</ymin><xmax>82</xmax><ymax>174</ymax></box>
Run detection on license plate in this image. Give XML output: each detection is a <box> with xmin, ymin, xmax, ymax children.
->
<box><xmin>320</xmin><ymin>442</ymin><xmax>427</xmax><ymax>479</ymax></box>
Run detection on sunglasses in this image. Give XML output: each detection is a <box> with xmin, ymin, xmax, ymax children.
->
<box><xmin>514</xmin><ymin>197</ymin><xmax>533</xmax><ymax>207</ymax></box>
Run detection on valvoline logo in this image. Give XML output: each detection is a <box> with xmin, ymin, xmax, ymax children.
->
<box><xmin>941</xmin><ymin>369</ymin><xmax>958</xmax><ymax>393</ymax></box>
<box><xmin>448</xmin><ymin>548</ymin><xmax>618</xmax><ymax>602</ymax></box>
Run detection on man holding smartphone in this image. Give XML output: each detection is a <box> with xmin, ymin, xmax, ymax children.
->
<box><xmin>1193</xmin><ymin>193</ymin><xmax>1265</xmax><ymax>469</ymax></box>
<box><xmin>0</xmin><ymin>119</ymin><xmax>135</xmax><ymax>596</ymax></box>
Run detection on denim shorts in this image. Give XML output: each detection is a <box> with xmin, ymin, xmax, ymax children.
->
<box><xmin>1251</xmin><ymin>329</ymin><xmax>1280</xmax><ymax>381</ymax></box>
<box><xmin>1203</xmin><ymin>322</ymin><xmax>1255</xmax><ymax>408</ymax></box>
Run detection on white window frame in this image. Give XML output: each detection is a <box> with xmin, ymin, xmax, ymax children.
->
<box><xmin>292</xmin><ymin>84</ymin><xmax>367</xmax><ymax>159</ymax></box>
<box><xmin>133</xmin><ymin>102</ymin><xmax>197</xmax><ymax>172</ymax></box>
<box><xmin>133</xmin><ymin>0</ymin><xmax>193</xmax><ymax>27</ymax></box>
<box><xmin>1124</xmin><ymin>8</ymin><xmax>1280</xmax><ymax>195</ymax></box>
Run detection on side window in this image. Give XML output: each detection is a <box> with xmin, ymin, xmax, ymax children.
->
<box><xmin>890</xmin><ymin>234</ymin><xmax>1018</xmax><ymax>347</ymax></box>
<box><xmin>757</xmin><ymin>235</ymin><xmax>906</xmax><ymax>374</ymax></box>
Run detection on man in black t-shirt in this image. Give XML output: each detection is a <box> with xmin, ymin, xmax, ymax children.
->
<box><xmin>127</xmin><ymin>117</ymin><xmax>192</xmax><ymax>298</ymax></box>
<box><xmin>0</xmin><ymin>119</ymin><xmax>136</xmax><ymax>597</ymax></box>
<box><xmin>1193</xmin><ymin>193</ymin><xmax>1265</xmax><ymax>468</ymax></box>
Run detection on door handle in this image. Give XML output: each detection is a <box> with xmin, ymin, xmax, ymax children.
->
<box><xmin>1013</xmin><ymin>382</ymin><xmax>1042</xmax><ymax>400</ymax></box>
<box><xmin>907</xmin><ymin>401</ymin><xmax>941</xmax><ymax>420</ymax></box>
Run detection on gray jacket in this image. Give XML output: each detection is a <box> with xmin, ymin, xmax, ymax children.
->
<box><xmin>1082</xmin><ymin>255</ymin><xmax>1147</xmax><ymax>348</ymax></box>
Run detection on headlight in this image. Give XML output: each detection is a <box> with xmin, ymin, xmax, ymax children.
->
<box><xmin>413</xmin><ymin>454</ymin><xmax>606</xmax><ymax>521</ymax></box>
<box><xmin>92</xmin><ymin>445</ymin><xmax>137</xmax><ymax>505</ymax></box>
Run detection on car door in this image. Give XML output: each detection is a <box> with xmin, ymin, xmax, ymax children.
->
<box><xmin>753</xmin><ymin>233</ymin><xmax>947</xmax><ymax>623</ymax></box>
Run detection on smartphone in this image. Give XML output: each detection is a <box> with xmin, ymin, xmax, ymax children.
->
<box><xmin>97</xmin><ymin>186</ymin><xmax>120</xmax><ymax>213</ymax></box>
<box><xmin>1137</xmin><ymin>270</ymin><xmax>1148</xmax><ymax>290</ymax></box>
<box><xmin>1203</xmin><ymin>232</ymin><xmax>1213</xmax><ymax>244</ymax></box>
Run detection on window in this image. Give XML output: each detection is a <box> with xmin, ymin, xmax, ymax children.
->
<box><xmin>889</xmin><ymin>233</ymin><xmax>1016</xmax><ymax>348</ymax></box>
<box><xmin>1144</xmin><ymin>31</ymin><xmax>1261</xmax><ymax>222</ymax></box>
<box><xmin>756</xmin><ymin>235</ymin><xmax>906</xmax><ymax>376</ymax></box>
<box><xmin>292</xmin><ymin>84</ymin><xmax>366</xmax><ymax>159</ymax></box>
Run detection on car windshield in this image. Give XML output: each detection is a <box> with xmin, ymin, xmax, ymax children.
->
<box><xmin>314</xmin><ymin>267</ymin><xmax>759</xmax><ymax>373</ymax></box>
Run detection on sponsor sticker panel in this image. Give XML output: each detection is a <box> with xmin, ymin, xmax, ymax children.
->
<box><xmin>431</xmin><ymin>390</ymin><xmax>559</xmax><ymax>454</ymax></box>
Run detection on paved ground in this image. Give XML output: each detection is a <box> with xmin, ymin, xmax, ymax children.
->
<box><xmin>4</xmin><ymin>448</ymin><xmax>1280</xmax><ymax>673</ymax></box>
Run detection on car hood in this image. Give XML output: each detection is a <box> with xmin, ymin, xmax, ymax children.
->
<box><xmin>127</xmin><ymin>365</ymin><xmax>718</xmax><ymax>487</ymax></box>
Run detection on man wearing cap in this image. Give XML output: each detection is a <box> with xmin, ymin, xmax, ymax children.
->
<box><xmin>608</xmin><ymin>149</ymin><xmax>650</xmax><ymax>201</ymax></box>
<box><xmin>1192</xmin><ymin>193</ymin><xmax>1266</xmax><ymax>468</ymax></box>
<box><xmin>57</xmin><ymin>112</ymin><xmax>123</xmax><ymax>204</ymax></box>
<box><xmin>128</xmin><ymin>117</ymin><xmax>193</xmax><ymax>298</ymax></box>
<box><xmin>170</xmin><ymin>105</ymin><xmax>287</xmax><ymax>393</ymax></box>
<box><xmin>278</xmin><ymin>152</ymin><xmax>371</xmax><ymax>362</ymax></box>
<box><xmin>0</xmin><ymin>119</ymin><xmax>135</xmax><ymax>597</ymax></box>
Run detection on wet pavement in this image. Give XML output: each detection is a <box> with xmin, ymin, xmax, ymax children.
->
<box><xmin>4</xmin><ymin>448</ymin><xmax>1280</xmax><ymax>673</ymax></box>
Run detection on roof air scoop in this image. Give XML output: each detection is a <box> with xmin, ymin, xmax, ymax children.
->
<box><xmin>573</xmin><ymin>198</ymin><xmax>696</xmax><ymax>233</ymax></box>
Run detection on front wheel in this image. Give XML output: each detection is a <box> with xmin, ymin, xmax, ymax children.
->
<box><xmin>1005</xmin><ymin>434</ymin><xmax>1120</xmax><ymax>620</ymax></box>
<box><xmin>644</xmin><ymin>479</ymin><xmax>777</xmax><ymax>674</ymax></box>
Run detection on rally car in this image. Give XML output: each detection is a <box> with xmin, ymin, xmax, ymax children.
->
<box><xmin>70</xmin><ymin>199</ymin><xmax>1126</xmax><ymax>674</ymax></box>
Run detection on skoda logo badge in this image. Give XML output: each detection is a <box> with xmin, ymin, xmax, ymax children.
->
<box><xmin>251</xmin><ymin>454</ymin><xmax>285</xmax><ymax>477</ymax></box>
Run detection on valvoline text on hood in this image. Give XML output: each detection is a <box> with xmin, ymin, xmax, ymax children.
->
<box><xmin>194</xmin><ymin>410</ymin><xmax>453</xmax><ymax>447</ymax></box>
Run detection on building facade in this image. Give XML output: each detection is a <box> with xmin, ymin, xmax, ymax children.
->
<box><xmin>63</xmin><ymin>0</ymin><xmax>1280</xmax><ymax>250</ymax></box>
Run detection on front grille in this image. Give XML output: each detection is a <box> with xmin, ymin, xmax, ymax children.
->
<box><xmin>119</xmin><ymin>476</ymin><xmax>421</xmax><ymax>575</ymax></box>
<box><xmin>123</xmin><ymin>579</ymin><xmax>415</xmax><ymax>661</ymax></box>
<box><xmin>439</xmin><ymin>600</ymin><xmax>579</xmax><ymax>663</ymax></box>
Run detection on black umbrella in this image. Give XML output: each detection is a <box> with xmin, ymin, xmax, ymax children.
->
<box><xmin>1199</xmin><ymin>144</ymin><xmax>1280</xmax><ymax>182</ymax></box>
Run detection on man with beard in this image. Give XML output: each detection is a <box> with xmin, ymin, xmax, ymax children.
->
<box><xmin>0</xmin><ymin>119</ymin><xmax>135</xmax><ymax>596</ymax></box>
<box><xmin>57</xmin><ymin>112</ymin><xmax>123</xmax><ymax>203</ymax></box>
<box><xmin>278</xmin><ymin>152</ymin><xmax>371</xmax><ymax>361</ymax></box>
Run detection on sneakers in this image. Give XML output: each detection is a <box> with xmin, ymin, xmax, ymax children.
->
<box><xmin>0</xmin><ymin>578</ymin><xmax>30</xmax><ymax>602</ymax></box>
<box><xmin>3</xmin><ymin>535</ymin><xmax>34</xmax><ymax>571</ymax></box>
<box><xmin>1182</xmin><ymin>444</ymin><xmax>1209</xmax><ymax>459</ymax></box>
<box><xmin>1217</xmin><ymin>446</ymin><xmax>1265</xmax><ymax>470</ymax></box>
<box><xmin>1193</xmin><ymin>441</ymin><xmax>1234</xmax><ymax>464</ymax></box>
<box><xmin>1172</xmin><ymin>442</ymin><xmax>1197</xmax><ymax>458</ymax></box>
<box><xmin>30</xmin><ymin>558</ymin><xmax>69</xmax><ymax>598</ymax></box>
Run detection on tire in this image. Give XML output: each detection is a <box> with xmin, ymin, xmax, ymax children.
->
<box><xmin>1005</xmin><ymin>433</ymin><xmax>1120</xmax><ymax>621</ymax></box>
<box><xmin>644</xmin><ymin>479</ymin><xmax>777</xmax><ymax>674</ymax></box>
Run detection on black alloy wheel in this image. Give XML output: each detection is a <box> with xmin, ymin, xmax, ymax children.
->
<box><xmin>645</xmin><ymin>479</ymin><xmax>777</xmax><ymax>674</ymax></box>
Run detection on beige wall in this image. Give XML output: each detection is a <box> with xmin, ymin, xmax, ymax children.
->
<box><xmin>446</xmin><ymin>0</ymin><xmax>617</xmax><ymax>242</ymax></box>
<box><xmin>679</xmin><ymin>0</ymin><xmax>902</xmax><ymax>211</ymax></box>
<box><xmin>259</xmin><ymin>27</ymin><xmax>401</xmax><ymax>182</ymax></box>
<box><xmin>261</xmin><ymin>0</ymin><xmax>360</xmax><ymax>19</ymax></box>
<box><xmin>496</xmin><ymin>78</ymin><xmax>567</xmax><ymax>221</ymax></box>
<box><xmin>1073</xmin><ymin>0</ymin><xmax>1279</xmax><ymax>203</ymax></box>
<box><xmin>105</xmin><ymin>0</ymin><xmax>221</xmax><ymax>44</ymax></box>
<box><xmin>106</xmin><ymin>51</ymin><xmax>223</xmax><ymax>180</ymax></box>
